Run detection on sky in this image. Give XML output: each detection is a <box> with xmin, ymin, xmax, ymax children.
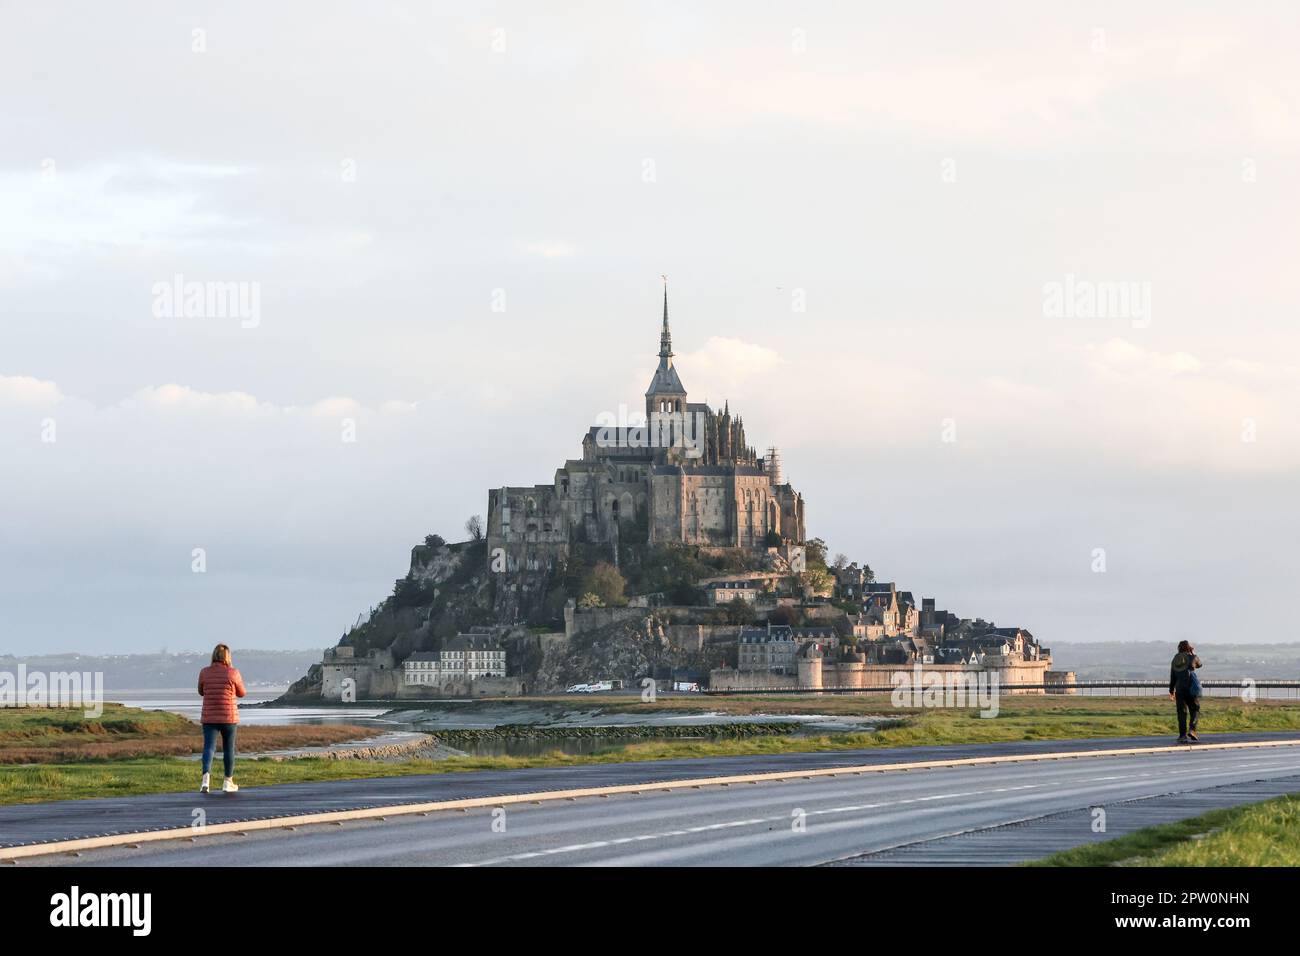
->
<box><xmin>2</xmin><ymin>2</ymin><xmax>1298</xmax><ymax>654</ymax></box>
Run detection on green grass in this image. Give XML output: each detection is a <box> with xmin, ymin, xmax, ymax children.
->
<box><xmin>0</xmin><ymin>703</ymin><xmax>381</xmax><ymax>763</ymax></box>
<box><xmin>850</xmin><ymin>698</ymin><xmax>1300</xmax><ymax>745</ymax></box>
<box><xmin>2</xmin><ymin>696</ymin><xmax>1298</xmax><ymax>806</ymax></box>
<box><xmin>0</xmin><ymin>703</ymin><xmax>193</xmax><ymax>743</ymax></box>
<box><xmin>392</xmin><ymin>691</ymin><xmax>1300</xmax><ymax>727</ymax></box>
<box><xmin>1029</xmin><ymin>794</ymin><xmax>1300</xmax><ymax>866</ymax></box>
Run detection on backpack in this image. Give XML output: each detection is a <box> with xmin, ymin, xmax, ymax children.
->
<box><xmin>1172</xmin><ymin>653</ymin><xmax>1201</xmax><ymax>696</ymax></box>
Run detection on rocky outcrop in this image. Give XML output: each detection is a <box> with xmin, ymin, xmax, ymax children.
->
<box><xmin>532</xmin><ymin>611</ymin><xmax>701</xmax><ymax>691</ymax></box>
<box><xmin>409</xmin><ymin>542</ymin><xmax>466</xmax><ymax>587</ymax></box>
<box><xmin>283</xmin><ymin>662</ymin><xmax>322</xmax><ymax>699</ymax></box>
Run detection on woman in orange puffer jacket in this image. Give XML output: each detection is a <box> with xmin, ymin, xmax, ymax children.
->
<box><xmin>197</xmin><ymin>644</ymin><xmax>246</xmax><ymax>793</ymax></box>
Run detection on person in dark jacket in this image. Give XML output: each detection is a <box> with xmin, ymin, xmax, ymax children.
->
<box><xmin>1168</xmin><ymin>640</ymin><xmax>1203</xmax><ymax>743</ymax></box>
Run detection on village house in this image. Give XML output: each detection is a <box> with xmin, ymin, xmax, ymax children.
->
<box><xmin>701</xmin><ymin>573</ymin><xmax>787</xmax><ymax>606</ymax></box>
<box><xmin>737</xmin><ymin>623</ymin><xmax>839</xmax><ymax>674</ymax></box>
<box><xmin>403</xmin><ymin>635</ymin><xmax>507</xmax><ymax>687</ymax></box>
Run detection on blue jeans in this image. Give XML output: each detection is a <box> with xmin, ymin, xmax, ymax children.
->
<box><xmin>202</xmin><ymin>723</ymin><xmax>237</xmax><ymax>778</ymax></box>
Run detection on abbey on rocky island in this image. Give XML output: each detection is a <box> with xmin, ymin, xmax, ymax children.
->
<box><xmin>295</xmin><ymin>289</ymin><xmax>1063</xmax><ymax>704</ymax></box>
<box><xmin>487</xmin><ymin>289</ymin><xmax>806</xmax><ymax>579</ymax></box>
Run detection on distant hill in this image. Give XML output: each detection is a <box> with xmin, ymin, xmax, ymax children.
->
<box><xmin>1053</xmin><ymin>642</ymin><xmax>1300</xmax><ymax>681</ymax></box>
<box><xmin>0</xmin><ymin>649</ymin><xmax>325</xmax><ymax>690</ymax></box>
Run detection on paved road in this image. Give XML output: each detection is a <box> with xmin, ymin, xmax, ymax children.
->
<box><xmin>7</xmin><ymin>733</ymin><xmax>1300</xmax><ymax>866</ymax></box>
<box><xmin>835</xmin><ymin>775</ymin><xmax>1300</xmax><ymax>865</ymax></box>
<box><xmin>3</xmin><ymin>731</ymin><xmax>1296</xmax><ymax>850</ymax></box>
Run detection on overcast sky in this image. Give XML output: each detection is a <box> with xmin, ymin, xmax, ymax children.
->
<box><xmin>2</xmin><ymin>2</ymin><xmax>1298</xmax><ymax>655</ymax></box>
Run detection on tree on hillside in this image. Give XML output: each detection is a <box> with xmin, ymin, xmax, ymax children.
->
<box><xmin>721</xmin><ymin>597</ymin><xmax>757</xmax><ymax>625</ymax></box>
<box><xmin>465</xmin><ymin>514</ymin><xmax>484</xmax><ymax>541</ymax></box>
<box><xmin>805</xmin><ymin>537</ymin><xmax>828</xmax><ymax>570</ymax></box>
<box><xmin>582</xmin><ymin>562</ymin><xmax>627</xmax><ymax>607</ymax></box>
<box><xmin>802</xmin><ymin>566</ymin><xmax>833</xmax><ymax>596</ymax></box>
<box><xmin>390</xmin><ymin>575</ymin><xmax>433</xmax><ymax>609</ymax></box>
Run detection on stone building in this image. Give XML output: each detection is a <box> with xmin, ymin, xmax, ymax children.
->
<box><xmin>852</xmin><ymin>584</ymin><xmax>920</xmax><ymax>640</ymax></box>
<box><xmin>320</xmin><ymin>645</ymin><xmax>395</xmax><ymax>700</ymax></box>
<box><xmin>701</xmin><ymin>572</ymin><xmax>789</xmax><ymax>606</ymax></box>
<box><xmin>320</xmin><ymin>637</ymin><xmax>517</xmax><ymax>700</ymax></box>
<box><xmin>737</xmin><ymin>624</ymin><xmax>839</xmax><ymax>674</ymax></box>
<box><xmin>487</xmin><ymin>289</ymin><xmax>807</xmax><ymax>582</ymax></box>
<box><xmin>706</xmin><ymin>578</ymin><xmax>762</xmax><ymax>605</ymax></box>
<box><xmin>403</xmin><ymin>635</ymin><xmax>507</xmax><ymax>687</ymax></box>
<box><xmin>715</xmin><ymin>576</ymin><xmax>1056</xmax><ymax>693</ymax></box>
<box><xmin>737</xmin><ymin>625</ymin><xmax>797</xmax><ymax>674</ymax></box>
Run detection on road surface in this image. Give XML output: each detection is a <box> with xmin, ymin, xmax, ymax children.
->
<box><xmin>5</xmin><ymin>733</ymin><xmax>1299</xmax><ymax>866</ymax></box>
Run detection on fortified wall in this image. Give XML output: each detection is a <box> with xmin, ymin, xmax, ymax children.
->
<box><xmin>710</xmin><ymin>657</ymin><xmax>1056</xmax><ymax>693</ymax></box>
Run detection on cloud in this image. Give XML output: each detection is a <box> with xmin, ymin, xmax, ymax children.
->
<box><xmin>982</xmin><ymin>376</ymin><xmax>1055</xmax><ymax>402</ymax></box>
<box><xmin>306</xmin><ymin>396</ymin><xmax>362</xmax><ymax>418</ymax></box>
<box><xmin>57</xmin><ymin>382</ymin><xmax>419</xmax><ymax>423</ymax></box>
<box><xmin>523</xmin><ymin>240</ymin><xmax>577</xmax><ymax>259</ymax></box>
<box><xmin>124</xmin><ymin>383</ymin><xmax>269</xmax><ymax>416</ymax></box>
<box><xmin>676</xmin><ymin>336</ymin><xmax>784</xmax><ymax>395</ymax></box>
<box><xmin>1075</xmin><ymin>339</ymin><xmax>1300</xmax><ymax>472</ymax></box>
<box><xmin>1084</xmin><ymin>339</ymin><xmax>1203</xmax><ymax>378</ymax></box>
<box><xmin>2</xmin><ymin>3</ymin><xmax>1298</xmax><ymax>654</ymax></box>
<box><xmin>644</xmin><ymin>27</ymin><xmax>1248</xmax><ymax>147</ymax></box>
<box><xmin>0</xmin><ymin>374</ymin><xmax>64</xmax><ymax>406</ymax></box>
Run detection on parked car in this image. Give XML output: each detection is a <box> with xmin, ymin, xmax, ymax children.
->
<box><xmin>565</xmin><ymin>683</ymin><xmax>590</xmax><ymax>694</ymax></box>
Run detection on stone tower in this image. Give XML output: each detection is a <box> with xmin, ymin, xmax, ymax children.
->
<box><xmin>644</xmin><ymin>283</ymin><xmax>687</xmax><ymax>421</ymax></box>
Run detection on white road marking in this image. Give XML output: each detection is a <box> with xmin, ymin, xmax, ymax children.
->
<box><xmin>455</xmin><ymin>783</ymin><xmax>1046</xmax><ymax>866</ymax></box>
<box><xmin>452</xmin><ymin>758</ymin><xmax>1300</xmax><ymax>867</ymax></box>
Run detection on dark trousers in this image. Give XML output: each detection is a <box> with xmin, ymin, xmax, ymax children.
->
<box><xmin>202</xmin><ymin>723</ymin><xmax>237</xmax><ymax>777</ymax></box>
<box><xmin>1175</xmin><ymin>692</ymin><xmax>1200</xmax><ymax>737</ymax></box>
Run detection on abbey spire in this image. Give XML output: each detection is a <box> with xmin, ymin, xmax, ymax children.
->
<box><xmin>659</xmin><ymin>282</ymin><xmax>673</xmax><ymax>360</ymax></box>
<box><xmin>645</xmin><ymin>280</ymin><xmax>686</xmax><ymax>418</ymax></box>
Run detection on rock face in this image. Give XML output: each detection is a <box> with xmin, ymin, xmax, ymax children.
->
<box><xmin>348</xmin><ymin>540</ymin><xmax>495</xmax><ymax>663</ymax></box>
<box><xmin>284</xmin><ymin>662</ymin><xmax>322</xmax><ymax>699</ymax></box>
<box><xmin>409</xmin><ymin>542</ymin><xmax>465</xmax><ymax>587</ymax></box>
<box><xmin>533</xmin><ymin>611</ymin><xmax>700</xmax><ymax>691</ymax></box>
<box><xmin>279</xmin><ymin>532</ymin><xmax>737</xmax><ymax>700</ymax></box>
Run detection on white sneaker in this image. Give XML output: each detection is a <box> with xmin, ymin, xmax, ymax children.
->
<box><xmin>199</xmin><ymin>773</ymin><xmax>210</xmax><ymax>794</ymax></box>
<box><xmin>222</xmin><ymin>778</ymin><xmax>239</xmax><ymax>793</ymax></box>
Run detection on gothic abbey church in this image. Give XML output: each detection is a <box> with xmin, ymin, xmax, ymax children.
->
<box><xmin>487</xmin><ymin>291</ymin><xmax>807</xmax><ymax>577</ymax></box>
